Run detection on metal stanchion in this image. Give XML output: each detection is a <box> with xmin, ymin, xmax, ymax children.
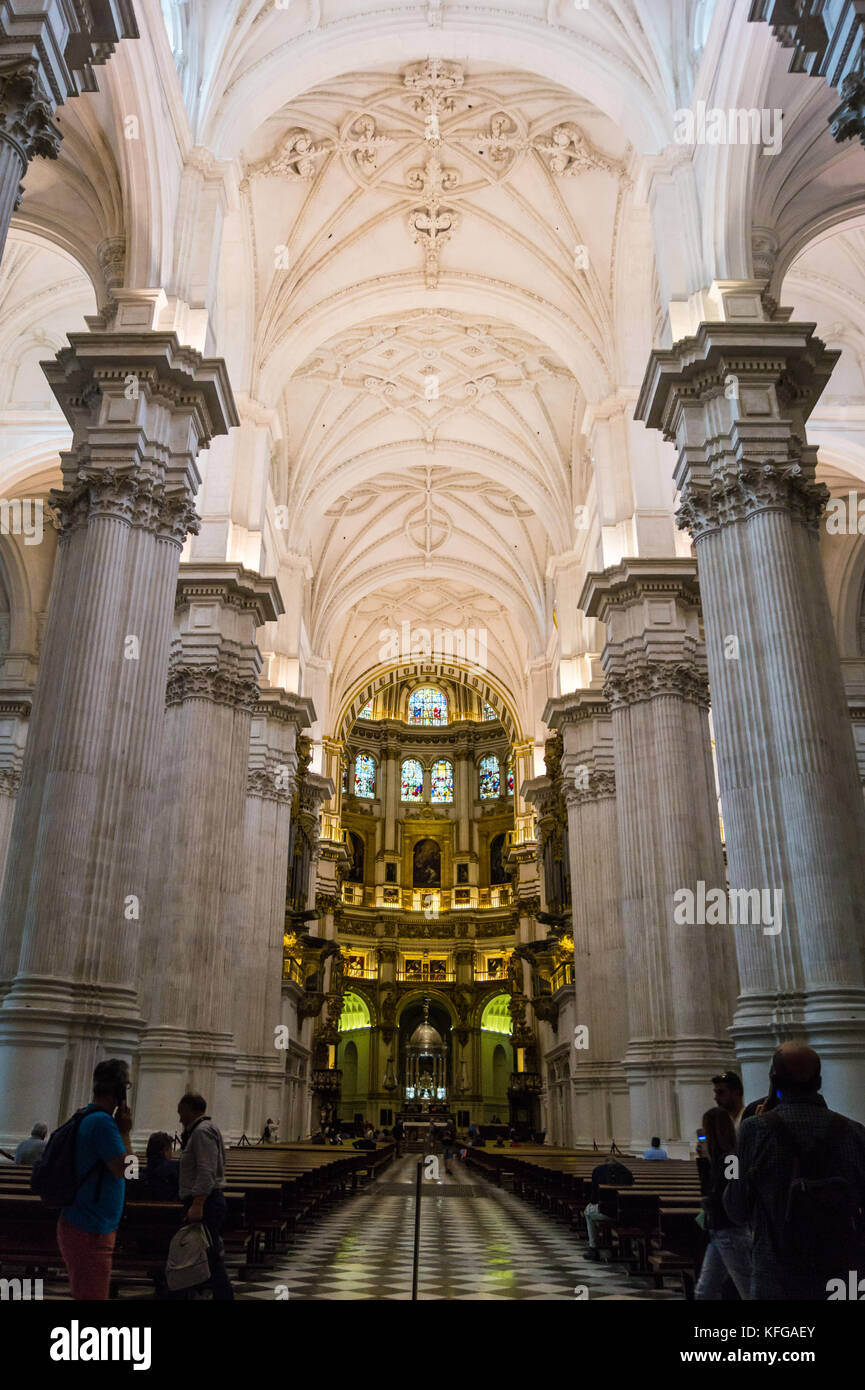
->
<box><xmin>411</xmin><ymin>1158</ymin><xmax>423</xmax><ymax>1300</ymax></box>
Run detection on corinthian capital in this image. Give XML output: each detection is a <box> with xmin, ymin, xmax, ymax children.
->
<box><xmin>603</xmin><ymin>658</ymin><xmax>709</xmax><ymax>711</ymax></box>
<box><xmin>0</xmin><ymin>59</ymin><xmax>62</xmax><ymax>167</ymax></box>
<box><xmin>677</xmin><ymin>461</ymin><xmax>829</xmax><ymax>541</ymax></box>
<box><xmin>166</xmin><ymin>661</ymin><xmax>260</xmax><ymax>713</ymax></box>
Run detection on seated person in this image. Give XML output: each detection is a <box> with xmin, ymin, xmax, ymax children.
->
<box><xmin>15</xmin><ymin>1122</ymin><xmax>47</xmax><ymax>1165</ymax></box>
<box><xmin>643</xmin><ymin>1136</ymin><xmax>668</xmax><ymax>1160</ymax></box>
<box><xmin>141</xmin><ymin>1132</ymin><xmax>180</xmax><ymax>1200</ymax></box>
<box><xmin>583</xmin><ymin>1156</ymin><xmax>634</xmax><ymax>1261</ymax></box>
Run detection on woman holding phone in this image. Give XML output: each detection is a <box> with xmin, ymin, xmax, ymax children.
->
<box><xmin>694</xmin><ymin>1106</ymin><xmax>752</xmax><ymax>1300</ymax></box>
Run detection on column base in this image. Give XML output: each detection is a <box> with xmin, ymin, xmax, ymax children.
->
<box><xmin>571</xmin><ymin>1062</ymin><xmax>629</xmax><ymax>1148</ymax></box>
<box><xmin>229</xmin><ymin>1054</ymin><xmax>286</xmax><ymax>1144</ymax></box>
<box><xmin>730</xmin><ymin>987</ymin><xmax>865</xmax><ymax>1122</ymax></box>
<box><xmin>624</xmin><ymin>1037</ymin><xmax>738</xmax><ymax>1148</ymax></box>
<box><xmin>133</xmin><ymin>1026</ymin><xmax>236</xmax><ymax>1142</ymax></box>
<box><xmin>0</xmin><ymin>974</ymin><xmax>143</xmax><ymax>1146</ymax></box>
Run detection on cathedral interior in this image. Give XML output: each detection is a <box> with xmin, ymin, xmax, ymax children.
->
<box><xmin>0</xmin><ymin>0</ymin><xmax>864</xmax><ymax>1319</ymax></box>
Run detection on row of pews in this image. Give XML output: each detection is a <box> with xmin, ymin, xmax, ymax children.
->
<box><xmin>465</xmin><ymin>1145</ymin><xmax>706</xmax><ymax>1296</ymax></box>
<box><xmin>0</xmin><ymin>1140</ymin><xmax>394</xmax><ymax>1298</ymax></box>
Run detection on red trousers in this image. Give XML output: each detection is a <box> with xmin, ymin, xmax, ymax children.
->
<box><xmin>56</xmin><ymin>1217</ymin><xmax>117</xmax><ymax>1300</ymax></box>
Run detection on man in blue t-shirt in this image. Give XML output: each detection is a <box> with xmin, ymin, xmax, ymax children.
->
<box><xmin>643</xmin><ymin>1137</ymin><xmax>669</xmax><ymax>1160</ymax></box>
<box><xmin>56</xmin><ymin>1058</ymin><xmax>133</xmax><ymax>1300</ymax></box>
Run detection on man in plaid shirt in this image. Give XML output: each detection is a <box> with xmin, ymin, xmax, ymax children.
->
<box><xmin>724</xmin><ymin>1042</ymin><xmax>865</xmax><ymax>1300</ymax></box>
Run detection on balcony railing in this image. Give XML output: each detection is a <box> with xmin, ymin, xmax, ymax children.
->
<box><xmin>338</xmin><ymin>884</ymin><xmax>514</xmax><ymax>913</ymax></box>
<box><xmin>551</xmin><ymin>961</ymin><xmax>575</xmax><ymax>992</ymax></box>
<box><xmin>282</xmin><ymin>954</ymin><xmax>303</xmax><ymax>985</ymax></box>
<box><xmin>396</xmin><ymin>968</ymin><xmax>455</xmax><ymax>983</ymax></box>
<box><xmin>344</xmin><ymin>963</ymin><xmax>377</xmax><ymax>980</ymax></box>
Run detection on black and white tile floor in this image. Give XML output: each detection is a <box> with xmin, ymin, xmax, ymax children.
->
<box><xmin>234</xmin><ymin>1156</ymin><xmax>683</xmax><ymax>1301</ymax></box>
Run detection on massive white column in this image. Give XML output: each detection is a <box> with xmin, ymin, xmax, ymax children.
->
<box><xmin>638</xmin><ymin>320</ymin><xmax>865</xmax><ymax>1117</ymax></box>
<box><xmin>0</xmin><ymin>331</ymin><xmax>235</xmax><ymax>1144</ymax></box>
<box><xmin>581</xmin><ymin>560</ymin><xmax>739</xmax><ymax>1145</ymax></box>
<box><xmin>545</xmin><ymin>692</ymin><xmax>630</xmax><ymax>1147</ymax></box>
<box><xmin>230</xmin><ymin>689</ymin><xmax>316</xmax><ymax>1139</ymax></box>
<box><xmin>134</xmin><ymin>564</ymin><xmax>281</xmax><ymax>1138</ymax></box>
<box><xmin>0</xmin><ymin>3</ymin><xmax>137</xmax><ymax>263</ymax></box>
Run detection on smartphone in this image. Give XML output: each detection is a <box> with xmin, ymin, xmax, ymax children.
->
<box><xmin>697</xmin><ymin>1132</ymin><xmax>706</xmax><ymax>1141</ymax></box>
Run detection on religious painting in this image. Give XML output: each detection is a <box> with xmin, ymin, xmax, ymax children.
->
<box><xmin>454</xmin><ymin>888</ymin><xmax>470</xmax><ymax>904</ymax></box>
<box><xmin>490</xmin><ymin>831</ymin><xmax>507</xmax><ymax>885</ymax></box>
<box><xmin>347</xmin><ymin>830</ymin><xmax>365</xmax><ymax>882</ymax></box>
<box><xmin>456</xmin><ymin>862</ymin><xmax>469</xmax><ymax>884</ymax></box>
<box><xmin>487</xmin><ymin>956</ymin><xmax>505</xmax><ymax>980</ymax></box>
<box><xmin>413</xmin><ymin>837</ymin><xmax>441</xmax><ymax>888</ymax></box>
<box><xmin>346</xmin><ymin>954</ymin><xmax>366</xmax><ymax>977</ymax></box>
<box><xmin>429</xmin><ymin>959</ymin><xmax>446</xmax><ymax>981</ymax></box>
<box><xmin>385</xmin><ymin>861</ymin><xmax>397</xmax><ymax>883</ymax></box>
<box><xmin>383</xmin><ymin>887</ymin><xmax>399</xmax><ymax>904</ymax></box>
<box><xmin>404</xmin><ymin>958</ymin><xmax>423</xmax><ymax>980</ymax></box>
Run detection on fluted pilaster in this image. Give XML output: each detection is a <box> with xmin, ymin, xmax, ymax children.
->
<box><xmin>229</xmin><ymin>689</ymin><xmax>317</xmax><ymax>1139</ymax></box>
<box><xmin>581</xmin><ymin>560</ymin><xmax>738</xmax><ymax>1144</ymax></box>
<box><xmin>545</xmin><ymin>691</ymin><xmax>629</xmax><ymax>1147</ymax></box>
<box><xmin>134</xmin><ymin>564</ymin><xmax>280</xmax><ymax>1139</ymax></box>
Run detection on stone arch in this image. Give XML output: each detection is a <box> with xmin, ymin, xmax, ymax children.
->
<box><xmin>334</xmin><ymin>659</ymin><xmax>523</xmax><ymax>745</ymax></box>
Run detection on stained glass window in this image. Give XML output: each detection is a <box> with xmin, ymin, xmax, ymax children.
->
<box><xmin>342</xmin><ymin>762</ymin><xmax>347</xmax><ymax>793</ymax></box>
<box><xmin>483</xmin><ymin>702</ymin><xmax>497</xmax><ymax>721</ymax></box>
<box><xmin>358</xmin><ymin>699</ymin><xmax>373</xmax><ymax>720</ymax></box>
<box><xmin>479</xmin><ymin>754</ymin><xmax>500</xmax><ymax>799</ymax></box>
<box><xmin>401</xmin><ymin>758</ymin><xmax>424</xmax><ymax>801</ymax></box>
<box><xmin>408</xmin><ymin>686</ymin><xmax>448</xmax><ymax>725</ymax></box>
<box><xmin>507</xmin><ymin>758</ymin><xmax>514</xmax><ymax>795</ymax></box>
<box><xmin>430</xmin><ymin>759</ymin><xmax>454</xmax><ymax>803</ymax></box>
<box><xmin>354</xmin><ymin>753</ymin><xmax>376</xmax><ymax>798</ymax></box>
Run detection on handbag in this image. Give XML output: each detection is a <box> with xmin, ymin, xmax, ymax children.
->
<box><xmin>166</xmin><ymin>1222</ymin><xmax>213</xmax><ymax>1292</ymax></box>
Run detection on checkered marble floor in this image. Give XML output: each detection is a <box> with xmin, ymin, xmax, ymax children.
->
<box><xmin>235</xmin><ymin>1156</ymin><xmax>683</xmax><ymax>1301</ymax></box>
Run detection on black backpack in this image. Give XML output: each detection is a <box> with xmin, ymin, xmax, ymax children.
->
<box><xmin>31</xmin><ymin>1107</ymin><xmax>104</xmax><ymax>1208</ymax></box>
<box><xmin>605</xmin><ymin>1161</ymin><xmax>634</xmax><ymax>1187</ymax></box>
<box><xmin>763</xmin><ymin>1112</ymin><xmax>862</xmax><ymax>1275</ymax></box>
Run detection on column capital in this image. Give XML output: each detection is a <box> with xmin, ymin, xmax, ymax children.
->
<box><xmin>44</xmin><ymin>331</ymin><xmax>238</xmax><ymax>545</ymax></box>
<box><xmin>581</xmin><ymin>558</ymin><xmax>709</xmax><ymax>711</ymax></box>
<box><xmin>563</xmin><ymin>769</ymin><xmax>616</xmax><ymax>807</ymax></box>
<box><xmin>0</xmin><ymin>4</ymin><xmax>139</xmax><ymax>107</ymax></box>
<box><xmin>0</xmin><ymin>57</ymin><xmax>61</xmax><ymax>167</ymax></box>
<box><xmin>636</xmin><ymin>320</ymin><xmax>838</xmax><ymax>537</ymax></box>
